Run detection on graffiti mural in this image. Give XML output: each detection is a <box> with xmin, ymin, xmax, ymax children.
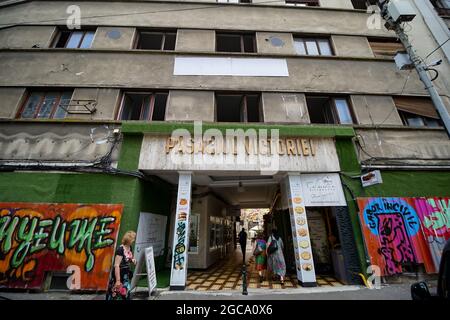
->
<box><xmin>0</xmin><ymin>203</ymin><xmax>123</xmax><ymax>290</ymax></box>
<box><xmin>358</xmin><ymin>197</ymin><xmax>450</xmax><ymax>276</ymax></box>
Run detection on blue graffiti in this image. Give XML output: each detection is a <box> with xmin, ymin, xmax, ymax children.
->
<box><xmin>363</xmin><ymin>198</ymin><xmax>420</xmax><ymax>236</ymax></box>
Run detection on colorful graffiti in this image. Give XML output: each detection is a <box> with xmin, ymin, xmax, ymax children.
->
<box><xmin>173</xmin><ymin>221</ymin><xmax>186</xmax><ymax>270</ymax></box>
<box><xmin>358</xmin><ymin>197</ymin><xmax>450</xmax><ymax>276</ymax></box>
<box><xmin>0</xmin><ymin>203</ymin><xmax>123</xmax><ymax>290</ymax></box>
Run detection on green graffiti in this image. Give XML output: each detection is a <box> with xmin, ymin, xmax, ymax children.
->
<box><xmin>0</xmin><ymin>210</ymin><xmax>118</xmax><ymax>273</ymax></box>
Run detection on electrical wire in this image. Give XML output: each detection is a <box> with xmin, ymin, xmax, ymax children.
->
<box><xmin>425</xmin><ymin>38</ymin><xmax>450</xmax><ymax>60</ymax></box>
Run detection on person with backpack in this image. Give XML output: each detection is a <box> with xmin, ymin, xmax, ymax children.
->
<box><xmin>266</xmin><ymin>228</ymin><xmax>286</xmax><ymax>285</ymax></box>
<box><xmin>253</xmin><ymin>233</ymin><xmax>267</xmax><ymax>283</ymax></box>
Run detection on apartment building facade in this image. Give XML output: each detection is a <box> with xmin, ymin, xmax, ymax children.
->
<box><xmin>0</xmin><ymin>0</ymin><xmax>449</xmax><ymax>291</ymax></box>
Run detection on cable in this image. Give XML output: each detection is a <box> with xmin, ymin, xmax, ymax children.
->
<box><xmin>425</xmin><ymin>38</ymin><xmax>450</xmax><ymax>60</ymax></box>
<box><xmin>0</xmin><ymin>0</ymin><xmax>292</xmax><ymax>28</ymax></box>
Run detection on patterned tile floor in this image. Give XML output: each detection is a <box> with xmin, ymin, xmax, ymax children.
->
<box><xmin>186</xmin><ymin>249</ymin><xmax>345</xmax><ymax>291</ymax></box>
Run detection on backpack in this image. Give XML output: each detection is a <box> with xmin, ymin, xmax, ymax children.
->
<box><xmin>267</xmin><ymin>237</ymin><xmax>278</xmax><ymax>255</ymax></box>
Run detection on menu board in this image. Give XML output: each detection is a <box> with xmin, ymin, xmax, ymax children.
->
<box><xmin>286</xmin><ymin>174</ymin><xmax>316</xmax><ymax>285</ymax></box>
<box><xmin>169</xmin><ymin>173</ymin><xmax>192</xmax><ymax>288</ymax></box>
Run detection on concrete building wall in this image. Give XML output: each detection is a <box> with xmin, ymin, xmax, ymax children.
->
<box><xmin>91</xmin><ymin>27</ymin><xmax>136</xmax><ymax>50</ymax></box>
<box><xmin>0</xmin><ymin>87</ymin><xmax>25</xmax><ymax>119</ymax></box>
<box><xmin>0</xmin><ymin>51</ymin><xmax>428</xmax><ymax>95</ymax></box>
<box><xmin>320</xmin><ymin>0</ymin><xmax>355</xmax><ymax>9</ymax></box>
<box><xmin>332</xmin><ymin>35</ymin><xmax>374</xmax><ymax>58</ymax></box>
<box><xmin>350</xmin><ymin>95</ymin><xmax>403</xmax><ymax>126</ymax></box>
<box><xmin>166</xmin><ymin>90</ymin><xmax>215</xmax><ymax>121</ymax></box>
<box><xmin>176</xmin><ymin>29</ymin><xmax>216</xmax><ymax>52</ymax></box>
<box><xmin>0</xmin><ymin>1</ymin><xmax>393</xmax><ymax>37</ymax></box>
<box><xmin>256</xmin><ymin>32</ymin><xmax>296</xmax><ymax>55</ymax></box>
<box><xmin>0</xmin><ymin>26</ymin><xmax>56</xmax><ymax>49</ymax></box>
<box><xmin>67</xmin><ymin>88</ymin><xmax>121</xmax><ymax>121</ymax></box>
<box><xmin>262</xmin><ymin>92</ymin><xmax>310</xmax><ymax>123</ymax></box>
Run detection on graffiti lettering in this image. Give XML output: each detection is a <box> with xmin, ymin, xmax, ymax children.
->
<box><xmin>0</xmin><ymin>212</ymin><xmax>116</xmax><ymax>272</ymax></box>
<box><xmin>173</xmin><ymin>221</ymin><xmax>187</xmax><ymax>270</ymax></box>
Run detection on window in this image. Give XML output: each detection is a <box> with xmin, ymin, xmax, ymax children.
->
<box><xmin>135</xmin><ymin>30</ymin><xmax>176</xmax><ymax>50</ymax></box>
<box><xmin>285</xmin><ymin>0</ymin><xmax>319</xmax><ymax>6</ymax></box>
<box><xmin>293</xmin><ymin>37</ymin><xmax>334</xmax><ymax>56</ymax></box>
<box><xmin>351</xmin><ymin>0</ymin><xmax>377</xmax><ymax>10</ymax></box>
<box><xmin>119</xmin><ymin>92</ymin><xmax>168</xmax><ymax>121</ymax></box>
<box><xmin>368</xmin><ymin>38</ymin><xmax>406</xmax><ymax>58</ymax></box>
<box><xmin>217</xmin><ymin>0</ymin><xmax>252</xmax><ymax>2</ymax></box>
<box><xmin>306</xmin><ymin>96</ymin><xmax>355</xmax><ymax>124</ymax></box>
<box><xmin>188</xmin><ymin>214</ymin><xmax>200</xmax><ymax>254</ymax></box>
<box><xmin>394</xmin><ymin>96</ymin><xmax>443</xmax><ymax>128</ymax></box>
<box><xmin>431</xmin><ymin>0</ymin><xmax>450</xmax><ymax>16</ymax></box>
<box><xmin>53</xmin><ymin>29</ymin><xmax>96</xmax><ymax>48</ymax></box>
<box><xmin>216</xmin><ymin>93</ymin><xmax>262</xmax><ymax>123</ymax></box>
<box><xmin>216</xmin><ymin>33</ymin><xmax>256</xmax><ymax>53</ymax></box>
<box><xmin>18</xmin><ymin>91</ymin><xmax>73</xmax><ymax>119</ymax></box>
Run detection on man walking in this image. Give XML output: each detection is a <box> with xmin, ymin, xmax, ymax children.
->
<box><xmin>238</xmin><ymin>228</ymin><xmax>248</xmax><ymax>264</ymax></box>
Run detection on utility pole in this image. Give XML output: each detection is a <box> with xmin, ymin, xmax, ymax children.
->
<box><xmin>378</xmin><ymin>0</ymin><xmax>450</xmax><ymax>138</ymax></box>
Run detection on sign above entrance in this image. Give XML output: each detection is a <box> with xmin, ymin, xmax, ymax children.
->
<box><xmin>139</xmin><ymin>126</ymin><xmax>341</xmax><ymax>174</ymax></box>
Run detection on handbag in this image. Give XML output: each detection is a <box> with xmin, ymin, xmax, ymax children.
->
<box><xmin>267</xmin><ymin>237</ymin><xmax>278</xmax><ymax>255</ymax></box>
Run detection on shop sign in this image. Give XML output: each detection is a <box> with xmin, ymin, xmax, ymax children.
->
<box><xmin>361</xmin><ymin>170</ymin><xmax>383</xmax><ymax>188</ymax></box>
<box><xmin>0</xmin><ymin>203</ymin><xmax>123</xmax><ymax>291</ymax></box>
<box><xmin>170</xmin><ymin>173</ymin><xmax>192</xmax><ymax>289</ymax></box>
<box><xmin>300</xmin><ymin>173</ymin><xmax>347</xmax><ymax>207</ymax></box>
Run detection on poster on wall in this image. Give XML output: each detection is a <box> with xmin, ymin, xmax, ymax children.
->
<box><xmin>169</xmin><ymin>173</ymin><xmax>192</xmax><ymax>289</ymax></box>
<box><xmin>357</xmin><ymin>197</ymin><xmax>450</xmax><ymax>276</ymax></box>
<box><xmin>285</xmin><ymin>174</ymin><xmax>317</xmax><ymax>286</ymax></box>
<box><xmin>301</xmin><ymin>173</ymin><xmax>347</xmax><ymax>207</ymax></box>
<box><xmin>135</xmin><ymin>212</ymin><xmax>167</xmax><ymax>263</ymax></box>
<box><xmin>0</xmin><ymin>202</ymin><xmax>123</xmax><ymax>291</ymax></box>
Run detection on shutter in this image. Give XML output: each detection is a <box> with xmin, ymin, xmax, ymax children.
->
<box><xmin>369</xmin><ymin>41</ymin><xmax>405</xmax><ymax>58</ymax></box>
<box><xmin>394</xmin><ymin>97</ymin><xmax>439</xmax><ymax>119</ymax></box>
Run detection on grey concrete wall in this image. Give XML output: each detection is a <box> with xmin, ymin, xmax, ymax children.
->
<box><xmin>332</xmin><ymin>35</ymin><xmax>374</xmax><ymax>58</ymax></box>
<box><xmin>176</xmin><ymin>29</ymin><xmax>215</xmax><ymax>52</ymax></box>
<box><xmin>0</xmin><ymin>26</ymin><xmax>56</xmax><ymax>49</ymax></box>
<box><xmin>0</xmin><ymin>87</ymin><xmax>25</xmax><ymax>119</ymax></box>
<box><xmin>0</xmin><ymin>51</ymin><xmax>428</xmax><ymax>96</ymax></box>
<box><xmin>262</xmin><ymin>92</ymin><xmax>310</xmax><ymax>123</ymax></box>
<box><xmin>0</xmin><ymin>1</ymin><xmax>393</xmax><ymax>37</ymax></box>
<box><xmin>91</xmin><ymin>27</ymin><xmax>136</xmax><ymax>50</ymax></box>
<box><xmin>67</xmin><ymin>88</ymin><xmax>121</xmax><ymax>120</ymax></box>
<box><xmin>256</xmin><ymin>32</ymin><xmax>296</xmax><ymax>55</ymax></box>
<box><xmin>166</xmin><ymin>90</ymin><xmax>215</xmax><ymax>121</ymax></box>
<box><xmin>351</xmin><ymin>95</ymin><xmax>403</xmax><ymax>125</ymax></box>
<box><xmin>355</xmin><ymin>128</ymin><xmax>450</xmax><ymax>165</ymax></box>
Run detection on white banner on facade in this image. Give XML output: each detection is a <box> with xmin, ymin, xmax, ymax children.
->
<box><xmin>286</xmin><ymin>174</ymin><xmax>317</xmax><ymax>286</ymax></box>
<box><xmin>301</xmin><ymin>173</ymin><xmax>347</xmax><ymax>207</ymax></box>
<box><xmin>169</xmin><ymin>172</ymin><xmax>192</xmax><ymax>289</ymax></box>
<box><xmin>135</xmin><ymin>212</ymin><xmax>167</xmax><ymax>263</ymax></box>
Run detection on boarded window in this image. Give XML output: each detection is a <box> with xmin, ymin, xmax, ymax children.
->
<box><xmin>369</xmin><ymin>38</ymin><xmax>406</xmax><ymax>58</ymax></box>
<box><xmin>119</xmin><ymin>92</ymin><xmax>168</xmax><ymax>121</ymax></box>
<box><xmin>394</xmin><ymin>96</ymin><xmax>442</xmax><ymax>128</ymax></box>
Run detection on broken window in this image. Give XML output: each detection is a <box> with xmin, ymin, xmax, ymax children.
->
<box><xmin>216</xmin><ymin>33</ymin><xmax>256</xmax><ymax>53</ymax></box>
<box><xmin>18</xmin><ymin>91</ymin><xmax>73</xmax><ymax>119</ymax></box>
<box><xmin>135</xmin><ymin>30</ymin><xmax>176</xmax><ymax>50</ymax></box>
<box><xmin>293</xmin><ymin>37</ymin><xmax>333</xmax><ymax>56</ymax></box>
<box><xmin>119</xmin><ymin>92</ymin><xmax>168</xmax><ymax>121</ymax></box>
<box><xmin>394</xmin><ymin>96</ymin><xmax>442</xmax><ymax>128</ymax></box>
<box><xmin>285</xmin><ymin>0</ymin><xmax>320</xmax><ymax>6</ymax></box>
<box><xmin>368</xmin><ymin>37</ymin><xmax>406</xmax><ymax>58</ymax></box>
<box><xmin>306</xmin><ymin>96</ymin><xmax>355</xmax><ymax>125</ymax></box>
<box><xmin>216</xmin><ymin>93</ymin><xmax>262</xmax><ymax>123</ymax></box>
<box><xmin>53</xmin><ymin>29</ymin><xmax>96</xmax><ymax>48</ymax></box>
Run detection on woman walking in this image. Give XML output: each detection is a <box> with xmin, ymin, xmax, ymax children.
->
<box><xmin>266</xmin><ymin>229</ymin><xmax>286</xmax><ymax>284</ymax></box>
<box><xmin>106</xmin><ymin>231</ymin><xmax>137</xmax><ymax>300</ymax></box>
<box><xmin>253</xmin><ymin>233</ymin><xmax>267</xmax><ymax>283</ymax></box>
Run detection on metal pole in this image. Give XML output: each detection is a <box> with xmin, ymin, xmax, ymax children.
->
<box><xmin>391</xmin><ymin>19</ymin><xmax>450</xmax><ymax>138</ymax></box>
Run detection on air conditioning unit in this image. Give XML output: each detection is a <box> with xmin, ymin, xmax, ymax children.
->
<box><xmin>387</xmin><ymin>0</ymin><xmax>416</xmax><ymax>23</ymax></box>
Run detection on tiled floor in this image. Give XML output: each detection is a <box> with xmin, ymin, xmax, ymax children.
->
<box><xmin>186</xmin><ymin>249</ymin><xmax>345</xmax><ymax>291</ymax></box>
